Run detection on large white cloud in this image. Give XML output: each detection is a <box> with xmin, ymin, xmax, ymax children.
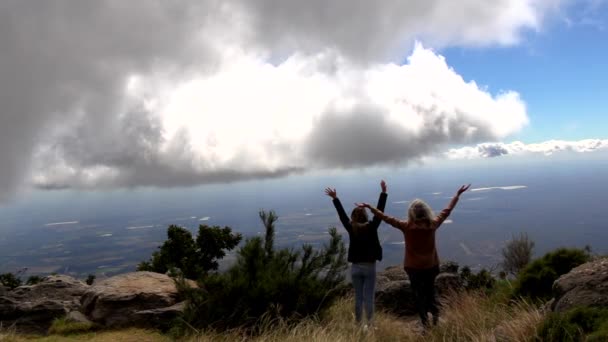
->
<box><xmin>31</xmin><ymin>43</ymin><xmax>529</xmax><ymax>189</ymax></box>
<box><xmin>0</xmin><ymin>0</ymin><xmax>563</xmax><ymax>199</ymax></box>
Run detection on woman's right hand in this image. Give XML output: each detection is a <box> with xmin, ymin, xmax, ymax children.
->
<box><xmin>381</xmin><ymin>180</ymin><xmax>387</xmax><ymax>193</ymax></box>
<box><xmin>324</xmin><ymin>187</ymin><xmax>337</xmax><ymax>199</ymax></box>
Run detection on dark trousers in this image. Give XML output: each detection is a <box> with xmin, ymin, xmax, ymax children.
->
<box><xmin>405</xmin><ymin>266</ymin><xmax>440</xmax><ymax>326</ymax></box>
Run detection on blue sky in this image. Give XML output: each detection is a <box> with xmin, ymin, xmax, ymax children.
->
<box><xmin>441</xmin><ymin>2</ymin><xmax>608</xmax><ymax>142</ymax></box>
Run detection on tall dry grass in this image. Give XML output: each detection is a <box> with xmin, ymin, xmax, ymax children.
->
<box><xmin>0</xmin><ymin>328</ymin><xmax>169</xmax><ymax>342</ymax></box>
<box><xmin>426</xmin><ymin>292</ymin><xmax>543</xmax><ymax>341</ymax></box>
<box><xmin>0</xmin><ymin>323</ymin><xmax>17</xmax><ymax>342</ymax></box>
<box><xmin>187</xmin><ymin>291</ymin><xmax>544</xmax><ymax>342</ymax></box>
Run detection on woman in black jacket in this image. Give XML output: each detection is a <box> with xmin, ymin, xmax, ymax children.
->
<box><xmin>324</xmin><ymin>180</ymin><xmax>387</xmax><ymax>326</ymax></box>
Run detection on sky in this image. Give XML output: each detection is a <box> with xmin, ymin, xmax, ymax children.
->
<box><xmin>0</xmin><ymin>0</ymin><xmax>607</xmax><ymax>203</ymax></box>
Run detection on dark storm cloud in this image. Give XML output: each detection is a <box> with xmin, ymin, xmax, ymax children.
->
<box><xmin>478</xmin><ymin>144</ymin><xmax>510</xmax><ymax>158</ymax></box>
<box><xmin>306</xmin><ymin>104</ymin><xmax>496</xmax><ymax>168</ymax></box>
<box><xmin>0</xmin><ymin>0</ymin><xmax>219</xmax><ymax>200</ymax></box>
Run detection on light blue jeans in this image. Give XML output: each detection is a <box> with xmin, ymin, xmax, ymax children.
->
<box><xmin>351</xmin><ymin>262</ymin><xmax>376</xmax><ymax>323</ymax></box>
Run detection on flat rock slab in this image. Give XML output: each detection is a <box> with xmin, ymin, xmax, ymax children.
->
<box><xmin>81</xmin><ymin>271</ymin><xmax>191</xmax><ymax>328</ymax></box>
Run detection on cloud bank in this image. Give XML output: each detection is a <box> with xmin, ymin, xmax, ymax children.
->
<box><xmin>446</xmin><ymin>139</ymin><xmax>608</xmax><ymax>159</ymax></box>
<box><xmin>0</xmin><ymin>0</ymin><xmax>563</xmax><ymax>199</ymax></box>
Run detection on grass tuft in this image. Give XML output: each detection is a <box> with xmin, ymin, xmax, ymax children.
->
<box><xmin>47</xmin><ymin>317</ymin><xmax>94</xmax><ymax>336</ymax></box>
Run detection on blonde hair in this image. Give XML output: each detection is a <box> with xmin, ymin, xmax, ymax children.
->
<box><xmin>350</xmin><ymin>207</ymin><xmax>369</xmax><ymax>235</ymax></box>
<box><xmin>408</xmin><ymin>199</ymin><xmax>434</xmax><ymax>225</ymax></box>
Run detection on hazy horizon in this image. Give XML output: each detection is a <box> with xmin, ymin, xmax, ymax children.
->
<box><xmin>1</xmin><ymin>153</ymin><xmax>606</xmax><ymax>277</ymax></box>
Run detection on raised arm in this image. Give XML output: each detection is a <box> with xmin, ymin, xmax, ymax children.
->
<box><xmin>357</xmin><ymin>202</ymin><xmax>407</xmax><ymax>231</ymax></box>
<box><xmin>370</xmin><ymin>180</ymin><xmax>388</xmax><ymax>229</ymax></box>
<box><xmin>435</xmin><ymin>184</ymin><xmax>471</xmax><ymax>226</ymax></box>
<box><xmin>325</xmin><ymin>187</ymin><xmax>352</xmax><ymax>233</ymax></box>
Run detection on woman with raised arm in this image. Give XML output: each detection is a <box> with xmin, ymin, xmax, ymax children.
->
<box><xmin>324</xmin><ymin>180</ymin><xmax>387</xmax><ymax>327</ymax></box>
<box><xmin>357</xmin><ymin>184</ymin><xmax>471</xmax><ymax>329</ymax></box>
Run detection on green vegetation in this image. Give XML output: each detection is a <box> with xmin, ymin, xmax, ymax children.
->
<box><xmin>0</xmin><ymin>272</ymin><xmax>22</xmax><ymax>289</ymax></box>
<box><xmin>459</xmin><ymin>266</ymin><xmax>496</xmax><ymax>292</ymax></box>
<box><xmin>26</xmin><ymin>275</ymin><xmax>43</xmax><ymax>285</ymax></box>
<box><xmin>512</xmin><ymin>247</ymin><xmax>591</xmax><ymax>300</ymax></box>
<box><xmin>537</xmin><ymin>307</ymin><xmax>608</xmax><ymax>341</ymax></box>
<box><xmin>172</xmin><ymin>210</ymin><xmax>348</xmax><ymax>333</ymax></box>
<box><xmin>137</xmin><ymin>224</ymin><xmax>242</xmax><ymax>279</ymax></box>
<box><xmin>85</xmin><ymin>274</ymin><xmax>96</xmax><ymax>285</ymax></box>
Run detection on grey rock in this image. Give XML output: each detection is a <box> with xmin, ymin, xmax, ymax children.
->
<box><xmin>66</xmin><ymin>310</ymin><xmax>94</xmax><ymax>325</ymax></box>
<box><xmin>81</xmin><ymin>271</ymin><xmax>193</xmax><ymax>328</ymax></box>
<box><xmin>134</xmin><ymin>301</ymin><xmax>187</xmax><ymax>329</ymax></box>
<box><xmin>0</xmin><ymin>275</ymin><xmax>88</xmax><ymax>332</ymax></box>
<box><xmin>436</xmin><ymin>273</ymin><xmax>463</xmax><ymax>296</ymax></box>
<box><xmin>375</xmin><ymin>265</ymin><xmax>464</xmax><ymax>317</ymax></box>
<box><xmin>552</xmin><ymin>258</ymin><xmax>608</xmax><ymax>312</ymax></box>
<box><xmin>542</xmin><ymin>298</ymin><xmax>555</xmax><ymax>314</ymax></box>
<box><xmin>381</xmin><ymin>265</ymin><xmax>408</xmax><ymax>281</ymax></box>
<box><xmin>375</xmin><ymin>280</ymin><xmax>416</xmax><ymax>316</ymax></box>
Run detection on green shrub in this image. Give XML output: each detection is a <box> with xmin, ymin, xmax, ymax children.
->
<box><xmin>512</xmin><ymin>248</ymin><xmax>590</xmax><ymax>300</ymax></box>
<box><xmin>85</xmin><ymin>274</ymin><xmax>96</xmax><ymax>285</ymax></box>
<box><xmin>587</xmin><ymin>321</ymin><xmax>608</xmax><ymax>342</ymax></box>
<box><xmin>537</xmin><ymin>312</ymin><xmax>584</xmax><ymax>342</ymax></box>
<box><xmin>174</xmin><ymin>210</ymin><xmax>348</xmax><ymax>333</ymax></box>
<box><xmin>537</xmin><ymin>307</ymin><xmax>608</xmax><ymax>341</ymax></box>
<box><xmin>460</xmin><ymin>267</ymin><xmax>496</xmax><ymax>291</ymax></box>
<box><xmin>26</xmin><ymin>275</ymin><xmax>43</xmax><ymax>285</ymax></box>
<box><xmin>138</xmin><ymin>224</ymin><xmax>242</xmax><ymax>279</ymax></box>
<box><xmin>0</xmin><ymin>273</ymin><xmax>22</xmax><ymax>289</ymax></box>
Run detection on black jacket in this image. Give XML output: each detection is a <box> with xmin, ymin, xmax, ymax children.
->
<box><xmin>332</xmin><ymin>192</ymin><xmax>387</xmax><ymax>263</ymax></box>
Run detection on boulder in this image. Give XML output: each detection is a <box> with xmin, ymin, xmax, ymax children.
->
<box><xmin>134</xmin><ymin>301</ymin><xmax>187</xmax><ymax>330</ymax></box>
<box><xmin>382</xmin><ymin>265</ymin><xmax>408</xmax><ymax>281</ymax></box>
<box><xmin>0</xmin><ymin>275</ymin><xmax>89</xmax><ymax>332</ymax></box>
<box><xmin>375</xmin><ymin>265</ymin><xmax>464</xmax><ymax>316</ymax></box>
<box><xmin>552</xmin><ymin>258</ymin><xmax>608</xmax><ymax>312</ymax></box>
<box><xmin>436</xmin><ymin>273</ymin><xmax>463</xmax><ymax>296</ymax></box>
<box><xmin>376</xmin><ymin>280</ymin><xmax>416</xmax><ymax>316</ymax></box>
<box><xmin>81</xmin><ymin>271</ymin><xmax>192</xmax><ymax>328</ymax></box>
<box><xmin>66</xmin><ymin>310</ymin><xmax>94</xmax><ymax>325</ymax></box>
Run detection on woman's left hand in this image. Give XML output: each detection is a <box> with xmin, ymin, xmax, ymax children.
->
<box><xmin>457</xmin><ymin>184</ymin><xmax>471</xmax><ymax>196</ymax></box>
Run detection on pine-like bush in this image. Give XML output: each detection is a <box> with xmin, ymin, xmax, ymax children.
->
<box><xmin>175</xmin><ymin>210</ymin><xmax>348</xmax><ymax>332</ymax></box>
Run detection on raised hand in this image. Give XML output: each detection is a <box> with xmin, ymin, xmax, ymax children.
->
<box><xmin>457</xmin><ymin>184</ymin><xmax>471</xmax><ymax>196</ymax></box>
<box><xmin>355</xmin><ymin>202</ymin><xmax>371</xmax><ymax>209</ymax></box>
<box><xmin>381</xmin><ymin>180</ymin><xmax>387</xmax><ymax>193</ymax></box>
<box><xmin>324</xmin><ymin>187</ymin><xmax>337</xmax><ymax>199</ymax></box>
